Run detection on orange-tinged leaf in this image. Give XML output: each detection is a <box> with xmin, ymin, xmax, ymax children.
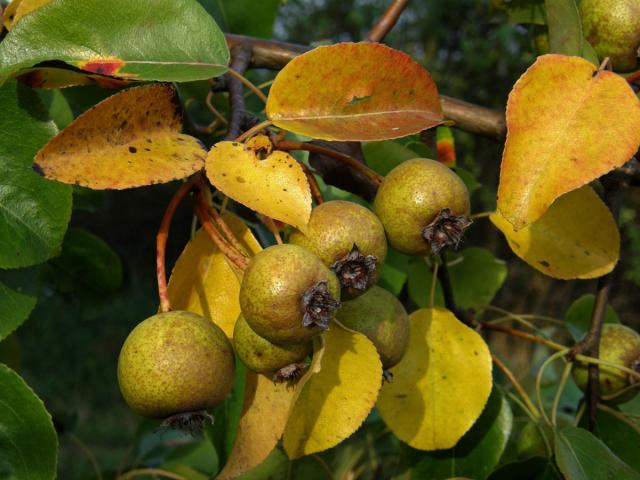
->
<box><xmin>491</xmin><ymin>186</ymin><xmax>619</xmax><ymax>279</ymax></box>
<box><xmin>283</xmin><ymin>324</ymin><xmax>383</xmax><ymax>459</ymax></box>
<box><xmin>377</xmin><ymin>307</ymin><xmax>492</xmax><ymax>451</ymax></box>
<box><xmin>219</xmin><ymin>336</ymin><xmax>325</xmax><ymax>479</ymax></box>
<box><xmin>2</xmin><ymin>0</ymin><xmax>20</xmax><ymax>30</ymax></box>
<box><xmin>167</xmin><ymin>214</ymin><xmax>261</xmax><ymax>338</ymax></box>
<box><xmin>206</xmin><ymin>141</ymin><xmax>311</xmax><ymax>230</ymax></box>
<box><xmin>498</xmin><ymin>54</ymin><xmax>640</xmax><ymax>230</ymax></box>
<box><xmin>34</xmin><ymin>83</ymin><xmax>206</xmax><ymax>189</ymax></box>
<box><xmin>266</xmin><ymin>43</ymin><xmax>443</xmax><ymax>141</ymax></box>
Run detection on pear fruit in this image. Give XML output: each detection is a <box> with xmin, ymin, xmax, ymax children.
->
<box><xmin>240</xmin><ymin>244</ymin><xmax>341</xmax><ymax>345</ymax></box>
<box><xmin>289</xmin><ymin>200</ymin><xmax>387</xmax><ymax>299</ymax></box>
<box><xmin>373</xmin><ymin>158</ymin><xmax>471</xmax><ymax>256</ymax></box>
<box><xmin>336</xmin><ymin>286</ymin><xmax>409</xmax><ymax>369</ymax></box>
<box><xmin>573</xmin><ymin>324</ymin><xmax>640</xmax><ymax>403</ymax></box>
<box><xmin>581</xmin><ymin>0</ymin><xmax>640</xmax><ymax>72</ymax></box>
<box><xmin>233</xmin><ymin>314</ymin><xmax>311</xmax><ymax>376</ymax></box>
<box><xmin>117</xmin><ymin>311</ymin><xmax>235</xmax><ymax>419</ymax></box>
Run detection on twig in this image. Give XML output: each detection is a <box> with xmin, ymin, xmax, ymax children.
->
<box><xmin>481</xmin><ymin>322</ymin><xmax>566</xmax><ymax>351</ymax></box>
<box><xmin>535</xmin><ymin>349</ymin><xmax>570</xmax><ymax>426</ymax></box>
<box><xmin>552</xmin><ymin>361</ymin><xmax>573</xmax><ymax>426</ymax></box>
<box><xmin>200</xmin><ymin>194</ymin><xmax>250</xmax><ymax>256</ymax></box>
<box><xmin>366</xmin><ymin>0</ymin><xmax>409</xmax><ymax>43</ymax></box>
<box><xmin>227</xmin><ymin>67</ymin><xmax>269</xmax><ymax>104</ymax></box>
<box><xmin>276</xmin><ymin>140</ymin><xmax>384</xmax><ymax>186</ymax></box>
<box><xmin>205</xmin><ymin>90</ymin><xmax>229</xmax><ymax>125</ymax></box>
<box><xmin>224</xmin><ymin>44</ymin><xmax>253</xmax><ymax>140</ymax></box>
<box><xmin>156</xmin><ymin>180</ymin><xmax>196</xmax><ymax>313</ymax></box>
<box><xmin>234</xmin><ymin>119</ymin><xmax>272</xmax><ymax>143</ymax></box>
<box><xmin>261</xmin><ymin>216</ymin><xmax>284</xmax><ymax>245</ymax></box>
<box><xmin>569</xmin><ymin>172</ymin><xmax>625</xmax><ymax>430</ymax></box>
<box><xmin>300</xmin><ymin>163</ymin><xmax>325</xmax><ymax>205</ymax></box>
<box><xmin>193</xmin><ymin>191</ymin><xmax>249</xmax><ymax>270</ymax></box>
<box><xmin>492</xmin><ymin>353</ymin><xmax>540</xmax><ymax>418</ymax></box>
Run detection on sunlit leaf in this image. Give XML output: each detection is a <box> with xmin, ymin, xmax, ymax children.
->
<box><xmin>491</xmin><ymin>186</ymin><xmax>619</xmax><ymax>279</ymax></box>
<box><xmin>266</xmin><ymin>43</ymin><xmax>443</xmax><ymax>141</ymax></box>
<box><xmin>206</xmin><ymin>141</ymin><xmax>312</xmax><ymax>230</ymax></box>
<box><xmin>377</xmin><ymin>308</ymin><xmax>492</xmax><ymax>451</ymax></box>
<box><xmin>283</xmin><ymin>325</ymin><xmax>383</xmax><ymax>459</ymax></box>
<box><xmin>167</xmin><ymin>214</ymin><xmax>262</xmax><ymax>338</ymax></box>
<box><xmin>217</xmin><ymin>374</ymin><xmax>296</xmax><ymax>479</ymax></box>
<box><xmin>554</xmin><ymin>426</ymin><xmax>640</xmax><ymax>480</ymax></box>
<box><xmin>0</xmin><ymin>0</ymin><xmax>229</xmax><ymax>84</ymax></box>
<box><xmin>0</xmin><ymin>364</ymin><xmax>58</xmax><ymax>479</ymax></box>
<box><xmin>10</xmin><ymin>0</ymin><xmax>51</xmax><ymax>28</ymax></box>
<box><xmin>0</xmin><ymin>282</ymin><xmax>36</xmax><ymax>342</ymax></box>
<box><xmin>0</xmin><ymin>79</ymin><xmax>71</xmax><ymax>268</ymax></box>
<box><xmin>410</xmin><ymin>387</ymin><xmax>513</xmax><ymax>479</ymax></box>
<box><xmin>1</xmin><ymin>0</ymin><xmax>20</xmax><ymax>30</ymax></box>
<box><xmin>497</xmin><ymin>54</ymin><xmax>640</xmax><ymax>229</ymax></box>
<box><xmin>35</xmin><ymin>84</ymin><xmax>206</xmax><ymax>189</ymax></box>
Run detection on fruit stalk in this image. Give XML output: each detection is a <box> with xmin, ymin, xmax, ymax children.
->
<box><xmin>276</xmin><ymin>140</ymin><xmax>384</xmax><ymax>186</ymax></box>
<box><xmin>300</xmin><ymin>162</ymin><xmax>325</xmax><ymax>205</ymax></box>
<box><xmin>156</xmin><ymin>179</ymin><xmax>197</xmax><ymax>313</ymax></box>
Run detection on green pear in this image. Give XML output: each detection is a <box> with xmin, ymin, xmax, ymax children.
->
<box><xmin>336</xmin><ymin>286</ymin><xmax>409</xmax><ymax>369</ymax></box>
<box><xmin>581</xmin><ymin>0</ymin><xmax>640</xmax><ymax>72</ymax></box>
<box><xmin>240</xmin><ymin>244</ymin><xmax>340</xmax><ymax>345</ymax></box>
<box><xmin>117</xmin><ymin>311</ymin><xmax>235</xmax><ymax>418</ymax></box>
<box><xmin>573</xmin><ymin>324</ymin><xmax>640</xmax><ymax>403</ymax></box>
<box><xmin>233</xmin><ymin>314</ymin><xmax>310</xmax><ymax>376</ymax></box>
<box><xmin>290</xmin><ymin>200</ymin><xmax>387</xmax><ymax>299</ymax></box>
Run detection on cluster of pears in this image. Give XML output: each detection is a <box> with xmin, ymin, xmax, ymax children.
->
<box><xmin>116</xmin><ymin>158</ymin><xmax>472</xmax><ymax>428</ymax></box>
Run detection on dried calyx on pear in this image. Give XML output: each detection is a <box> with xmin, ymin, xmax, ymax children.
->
<box><xmin>290</xmin><ymin>200</ymin><xmax>387</xmax><ymax>299</ymax></box>
<box><xmin>374</xmin><ymin>158</ymin><xmax>471</xmax><ymax>256</ymax></box>
<box><xmin>117</xmin><ymin>311</ymin><xmax>235</xmax><ymax>433</ymax></box>
<box><xmin>233</xmin><ymin>314</ymin><xmax>311</xmax><ymax>382</ymax></box>
<box><xmin>239</xmin><ymin>244</ymin><xmax>341</xmax><ymax>345</ymax></box>
<box><xmin>573</xmin><ymin>324</ymin><xmax>640</xmax><ymax>404</ymax></box>
<box><xmin>336</xmin><ymin>286</ymin><xmax>409</xmax><ymax>370</ymax></box>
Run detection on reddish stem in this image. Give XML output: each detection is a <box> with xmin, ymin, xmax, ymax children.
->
<box><xmin>202</xmin><ymin>198</ymin><xmax>249</xmax><ymax>256</ymax></box>
<box><xmin>366</xmin><ymin>0</ymin><xmax>410</xmax><ymax>43</ymax></box>
<box><xmin>157</xmin><ymin>180</ymin><xmax>197</xmax><ymax>313</ymax></box>
<box><xmin>276</xmin><ymin>140</ymin><xmax>384</xmax><ymax>186</ymax></box>
<box><xmin>300</xmin><ymin>163</ymin><xmax>325</xmax><ymax>205</ymax></box>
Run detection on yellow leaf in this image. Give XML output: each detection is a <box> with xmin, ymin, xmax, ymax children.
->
<box><xmin>167</xmin><ymin>214</ymin><xmax>261</xmax><ymax>338</ymax></box>
<box><xmin>219</xmin><ymin>336</ymin><xmax>325</xmax><ymax>479</ymax></box>
<box><xmin>283</xmin><ymin>324</ymin><xmax>382</xmax><ymax>459</ymax></box>
<box><xmin>498</xmin><ymin>54</ymin><xmax>640</xmax><ymax>230</ymax></box>
<box><xmin>491</xmin><ymin>186</ymin><xmax>619</xmax><ymax>279</ymax></box>
<box><xmin>266</xmin><ymin>43</ymin><xmax>443</xmax><ymax>141</ymax></box>
<box><xmin>34</xmin><ymin>83</ymin><xmax>206</xmax><ymax>189</ymax></box>
<box><xmin>206</xmin><ymin>141</ymin><xmax>311</xmax><ymax>230</ymax></box>
<box><xmin>2</xmin><ymin>0</ymin><xmax>21</xmax><ymax>30</ymax></box>
<box><xmin>217</xmin><ymin>373</ymin><xmax>296</xmax><ymax>479</ymax></box>
<box><xmin>377</xmin><ymin>308</ymin><xmax>492</xmax><ymax>451</ymax></box>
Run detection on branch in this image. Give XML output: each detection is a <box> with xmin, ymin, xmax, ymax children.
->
<box><xmin>224</xmin><ymin>44</ymin><xmax>252</xmax><ymax>140</ymax></box>
<box><xmin>366</xmin><ymin>0</ymin><xmax>410</xmax><ymax>43</ymax></box>
<box><xmin>225</xmin><ymin>34</ymin><xmax>507</xmax><ymax>140</ymax></box>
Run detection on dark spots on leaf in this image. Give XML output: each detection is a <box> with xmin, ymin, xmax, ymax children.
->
<box><xmin>539</xmin><ymin>260</ymin><xmax>550</xmax><ymax>268</ymax></box>
<box><xmin>347</xmin><ymin>95</ymin><xmax>371</xmax><ymax>106</ymax></box>
<box><xmin>145</xmin><ymin>148</ymin><xmax>151</xmax><ymax>152</ymax></box>
<box><xmin>395</xmin><ymin>394</ymin><xmax>407</xmax><ymax>399</ymax></box>
<box><xmin>236</xmin><ymin>176</ymin><xmax>246</xmax><ymax>183</ymax></box>
<box><xmin>473</xmin><ymin>350</ymin><xmax>478</xmax><ymax>356</ymax></box>
<box><xmin>441</xmin><ymin>375</ymin><xmax>447</xmax><ymax>380</ymax></box>
<box><xmin>79</xmin><ymin>58</ymin><xmax>125</xmax><ymax>76</ymax></box>
<box><xmin>146</xmin><ymin>138</ymin><xmax>152</xmax><ymax>143</ymax></box>
<box><xmin>32</xmin><ymin>164</ymin><xmax>44</xmax><ymax>176</ymax></box>
<box><xmin>129</xmin><ymin>146</ymin><xmax>137</xmax><ymax>153</ymax></box>
<box><xmin>177</xmin><ymin>137</ymin><xmax>184</xmax><ymax>142</ymax></box>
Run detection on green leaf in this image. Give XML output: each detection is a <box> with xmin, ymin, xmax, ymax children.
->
<box><xmin>235</xmin><ymin>447</ymin><xmax>289</xmax><ymax>479</ymax></box>
<box><xmin>554</xmin><ymin>426</ymin><xmax>640</xmax><ymax>480</ymax></box>
<box><xmin>162</xmin><ymin>437</ymin><xmax>219</xmax><ymax>476</ymax></box>
<box><xmin>488</xmin><ymin>457</ymin><xmax>562</xmax><ymax>480</ymax></box>
<box><xmin>578</xmin><ymin>408</ymin><xmax>640</xmax><ymax>471</ymax></box>
<box><xmin>71</xmin><ymin>186</ymin><xmax>105</xmax><ymax>212</ymax></box>
<box><xmin>455</xmin><ymin>166</ymin><xmax>482</xmax><ymax>194</ymax></box>
<box><xmin>378</xmin><ymin>247</ymin><xmax>410</xmax><ymax>296</ymax></box>
<box><xmin>408</xmin><ymin>248</ymin><xmax>507</xmax><ymax>309</ymax></box>
<box><xmin>506</xmin><ymin>0</ymin><xmax>546</xmax><ymax>25</ymax></box>
<box><xmin>564</xmin><ymin>294</ymin><xmax>619</xmax><ymax>342</ymax></box>
<box><xmin>37</xmin><ymin>89</ymin><xmax>73</xmax><ymax>129</ymax></box>
<box><xmin>544</xmin><ymin>0</ymin><xmax>582</xmax><ymax>56</ymax></box>
<box><xmin>0</xmin><ymin>364</ymin><xmax>58</xmax><ymax>479</ymax></box>
<box><xmin>0</xmin><ymin>282</ymin><xmax>36</xmax><ymax>342</ymax></box>
<box><xmin>220</xmin><ymin>0</ymin><xmax>281</xmax><ymax>38</ymax></box>
<box><xmin>0</xmin><ymin>79</ymin><xmax>71</xmax><ymax>269</ymax></box>
<box><xmin>44</xmin><ymin>228</ymin><xmax>123</xmax><ymax>294</ymax></box>
<box><xmin>410</xmin><ymin>387</ymin><xmax>513</xmax><ymax>480</ymax></box>
<box><xmin>0</xmin><ymin>0</ymin><xmax>229</xmax><ymax>84</ymax></box>
<box><xmin>362</xmin><ymin>140</ymin><xmax>417</xmax><ymax>176</ymax></box>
